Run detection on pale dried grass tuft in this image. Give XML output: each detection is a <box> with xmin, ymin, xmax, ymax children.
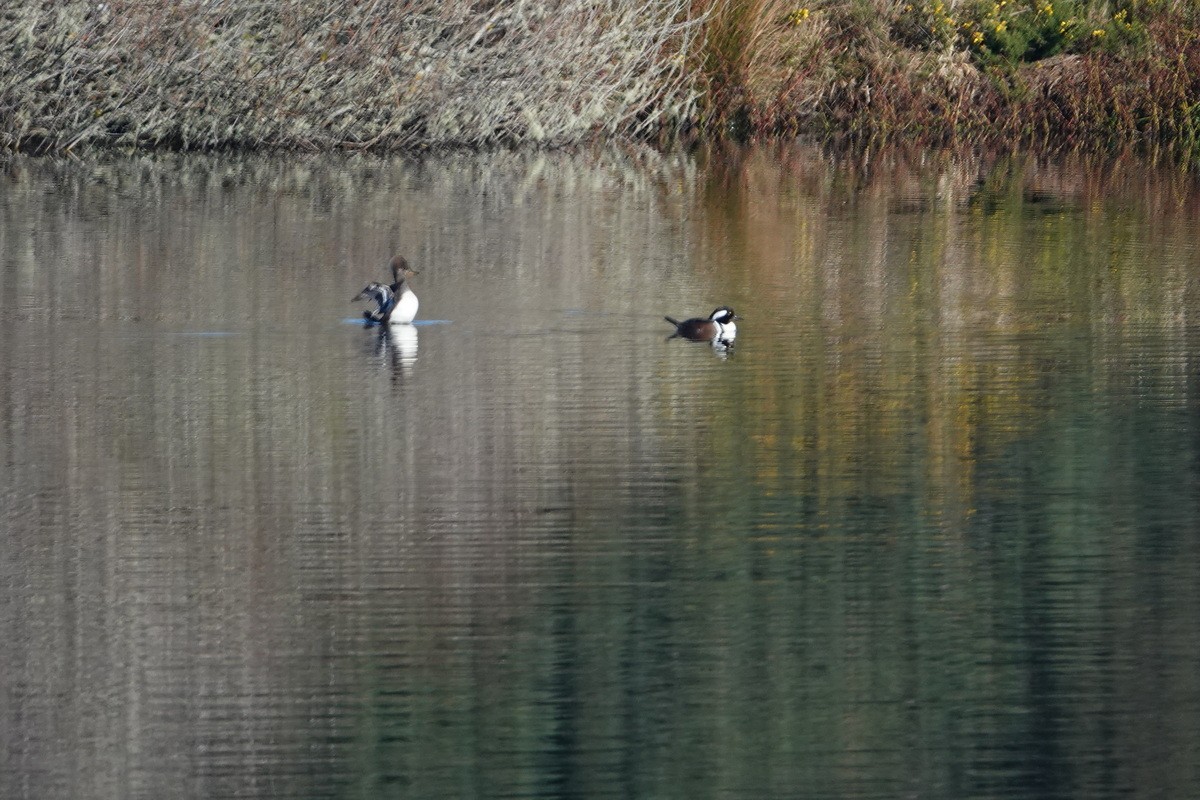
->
<box><xmin>0</xmin><ymin>0</ymin><xmax>711</xmax><ymax>152</ymax></box>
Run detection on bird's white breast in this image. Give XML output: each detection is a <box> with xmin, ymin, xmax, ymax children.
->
<box><xmin>389</xmin><ymin>289</ymin><xmax>419</xmax><ymax>324</ymax></box>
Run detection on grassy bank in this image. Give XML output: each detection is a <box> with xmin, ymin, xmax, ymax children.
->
<box><xmin>2</xmin><ymin>0</ymin><xmax>1199</xmax><ymax>155</ymax></box>
<box><xmin>705</xmin><ymin>0</ymin><xmax>1200</xmax><ymax>155</ymax></box>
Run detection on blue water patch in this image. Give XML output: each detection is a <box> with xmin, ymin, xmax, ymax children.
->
<box><xmin>562</xmin><ymin>308</ymin><xmax>634</xmax><ymax>318</ymax></box>
<box><xmin>343</xmin><ymin>318</ymin><xmax>451</xmax><ymax>326</ymax></box>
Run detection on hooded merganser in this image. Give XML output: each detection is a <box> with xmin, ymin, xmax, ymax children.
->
<box><xmin>665</xmin><ymin>306</ymin><xmax>741</xmax><ymax>342</ymax></box>
<box><xmin>352</xmin><ymin>255</ymin><xmax>419</xmax><ymax>324</ymax></box>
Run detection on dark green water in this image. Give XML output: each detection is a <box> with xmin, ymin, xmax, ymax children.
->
<box><xmin>2</xmin><ymin>146</ymin><xmax>1199</xmax><ymax>799</ymax></box>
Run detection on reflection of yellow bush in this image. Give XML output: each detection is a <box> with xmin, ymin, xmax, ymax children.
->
<box><xmin>685</xmin><ymin>146</ymin><xmax>1198</xmax><ymax>507</ymax></box>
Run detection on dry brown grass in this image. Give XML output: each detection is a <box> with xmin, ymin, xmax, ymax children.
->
<box><xmin>0</xmin><ymin>0</ymin><xmax>708</xmax><ymax>152</ymax></box>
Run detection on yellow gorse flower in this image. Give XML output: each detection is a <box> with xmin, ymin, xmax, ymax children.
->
<box><xmin>787</xmin><ymin>7</ymin><xmax>810</xmax><ymax>25</ymax></box>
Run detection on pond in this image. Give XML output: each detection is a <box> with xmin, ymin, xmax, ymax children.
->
<box><xmin>2</xmin><ymin>144</ymin><xmax>1199</xmax><ymax>799</ymax></box>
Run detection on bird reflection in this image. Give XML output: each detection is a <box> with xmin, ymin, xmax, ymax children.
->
<box><xmin>710</xmin><ymin>336</ymin><xmax>735</xmax><ymax>359</ymax></box>
<box><xmin>371</xmin><ymin>323</ymin><xmax>419</xmax><ymax>383</ymax></box>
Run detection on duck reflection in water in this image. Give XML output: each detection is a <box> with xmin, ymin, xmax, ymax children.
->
<box><xmin>372</xmin><ymin>323</ymin><xmax>419</xmax><ymax>382</ymax></box>
<box><xmin>709</xmin><ymin>336</ymin><xmax>735</xmax><ymax>360</ymax></box>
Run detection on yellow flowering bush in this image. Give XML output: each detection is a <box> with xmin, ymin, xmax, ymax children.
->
<box><xmin>957</xmin><ymin>0</ymin><xmax>1084</xmax><ymax>62</ymax></box>
<box><xmin>786</xmin><ymin>7</ymin><xmax>811</xmax><ymax>26</ymax></box>
<box><xmin>895</xmin><ymin>0</ymin><xmax>1154</xmax><ymax>64</ymax></box>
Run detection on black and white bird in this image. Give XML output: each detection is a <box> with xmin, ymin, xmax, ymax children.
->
<box><xmin>352</xmin><ymin>255</ymin><xmax>419</xmax><ymax>325</ymax></box>
<box><xmin>664</xmin><ymin>306</ymin><xmax>741</xmax><ymax>342</ymax></box>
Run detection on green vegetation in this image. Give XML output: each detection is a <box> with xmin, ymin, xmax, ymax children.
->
<box><xmin>702</xmin><ymin>0</ymin><xmax>1200</xmax><ymax>154</ymax></box>
<box><xmin>1</xmin><ymin>0</ymin><xmax>1198</xmax><ymax>155</ymax></box>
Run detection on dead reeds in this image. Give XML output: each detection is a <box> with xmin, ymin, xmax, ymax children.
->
<box><xmin>0</xmin><ymin>0</ymin><xmax>708</xmax><ymax>152</ymax></box>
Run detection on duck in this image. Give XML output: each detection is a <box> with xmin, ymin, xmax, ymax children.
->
<box><xmin>665</xmin><ymin>306</ymin><xmax>741</xmax><ymax>342</ymax></box>
<box><xmin>352</xmin><ymin>255</ymin><xmax>419</xmax><ymax>325</ymax></box>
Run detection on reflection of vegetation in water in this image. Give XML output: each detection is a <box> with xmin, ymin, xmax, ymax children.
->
<box><xmin>695</xmin><ymin>145</ymin><xmax>1200</xmax><ymax>526</ymax></box>
<box><xmin>319</xmin><ymin>145</ymin><xmax>1200</xmax><ymax>796</ymax></box>
<box><xmin>633</xmin><ymin>144</ymin><xmax>1200</xmax><ymax>796</ymax></box>
<box><xmin>5</xmin><ymin>149</ymin><xmax>1198</xmax><ymax>797</ymax></box>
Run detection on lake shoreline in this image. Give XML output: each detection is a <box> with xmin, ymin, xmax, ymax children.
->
<box><xmin>4</xmin><ymin>1</ymin><xmax>1198</xmax><ymax>160</ymax></box>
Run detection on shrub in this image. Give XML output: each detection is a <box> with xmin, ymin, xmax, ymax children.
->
<box><xmin>893</xmin><ymin>0</ymin><xmax>1167</xmax><ymax>66</ymax></box>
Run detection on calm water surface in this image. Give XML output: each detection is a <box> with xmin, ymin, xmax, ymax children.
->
<box><xmin>2</xmin><ymin>146</ymin><xmax>1199</xmax><ymax>799</ymax></box>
